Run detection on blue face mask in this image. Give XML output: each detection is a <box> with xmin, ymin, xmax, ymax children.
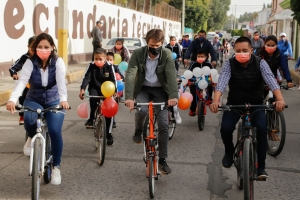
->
<box><xmin>198</xmin><ymin>37</ymin><xmax>205</xmax><ymax>42</ymax></box>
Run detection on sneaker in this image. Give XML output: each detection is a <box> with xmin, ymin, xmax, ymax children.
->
<box><xmin>189</xmin><ymin>110</ymin><xmax>195</xmax><ymax>116</ymax></box>
<box><xmin>257</xmin><ymin>169</ymin><xmax>269</xmax><ymax>179</ymax></box>
<box><xmin>51</xmin><ymin>166</ymin><xmax>61</xmax><ymax>185</ymax></box>
<box><xmin>159</xmin><ymin>158</ymin><xmax>171</xmax><ymax>174</ymax></box>
<box><xmin>133</xmin><ymin>130</ymin><xmax>142</xmax><ymax>143</ymax></box>
<box><xmin>222</xmin><ymin>153</ymin><xmax>233</xmax><ymax>168</ymax></box>
<box><xmin>23</xmin><ymin>137</ymin><xmax>32</xmax><ymax>156</ymax></box>
<box><xmin>19</xmin><ymin>116</ymin><xmax>24</xmax><ymax>125</ymax></box>
<box><xmin>107</xmin><ymin>133</ymin><xmax>114</xmax><ymax>145</ymax></box>
<box><xmin>175</xmin><ymin>112</ymin><xmax>182</xmax><ymax>124</ymax></box>
<box><xmin>85</xmin><ymin>119</ymin><xmax>93</xmax><ymax>129</ymax></box>
<box><xmin>298</xmin><ymin>86</ymin><xmax>300</xmax><ymax>90</ymax></box>
<box><xmin>113</xmin><ymin>121</ymin><xmax>116</xmax><ymax>128</ymax></box>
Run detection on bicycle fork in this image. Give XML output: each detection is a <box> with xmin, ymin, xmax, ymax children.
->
<box><xmin>29</xmin><ymin>119</ymin><xmax>45</xmax><ymax>177</ymax></box>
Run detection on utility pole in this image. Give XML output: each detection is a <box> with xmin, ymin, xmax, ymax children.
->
<box><xmin>181</xmin><ymin>0</ymin><xmax>185</xmax><ymax>36</ymax></box>
<box><xmin>58</xmin><ymin>0</ymin><xmax>68</xmax><ymax>71</ymax></box>
<box><xmin>234</xmin><ymin>4</ymin><xmax>236</xmax><ymax>30</ymax></box>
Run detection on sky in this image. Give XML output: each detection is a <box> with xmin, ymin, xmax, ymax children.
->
<box><xmin>227</xmin><ymin>0</ymin><xmax>272</xmax><ymax>18</ymax></box>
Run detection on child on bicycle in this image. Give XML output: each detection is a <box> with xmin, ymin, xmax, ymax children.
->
<box><xmin>165</xmin><ymin>36</ymin><xmax>181</xmax><ymax>72</ymax></box>
<box><xmin>188</xmin><ymin>49</ymin><xmax>213</xmax><ymax>116</ymax></box>
<box><xmin>9</xmin><ymin>36</ymin><xmax>36</xmax><ymax>125</ymax></box>
<box><xmin>79</xmin><ymin>48</ymin><xmax>116</xmax><ymax>145</ymax></box>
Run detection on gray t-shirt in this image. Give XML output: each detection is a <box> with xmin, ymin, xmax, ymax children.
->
<box><xmin>91</xmin><ymin>26</ymin><xmax>102</xmax><ymax>45</ymax></box>
<box><xmin>143</xmin><ymin>54</ymin><xmax>162</xmax><ymax>87</ymax></box>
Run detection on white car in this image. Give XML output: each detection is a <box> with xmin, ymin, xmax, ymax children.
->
<box><xmin>103</xmin><ymin>37</ymin><xmax>147</xmax><ymax>54</ymax></box>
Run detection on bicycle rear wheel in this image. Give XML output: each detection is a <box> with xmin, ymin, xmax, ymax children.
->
<box><xmin>44</xmin><ymin>132</ymin><xmax>52</xmax><ymax>184</ymax></box>
<box><xmin>96</xmin><ymin>115</ymin><xmax>106</xmax><ymax>166</ymax></box>
<box><xmin>236</xmin><ymin>122</ymin><xmax>243</xmax><ymax>190</ymax></box>
<box><xmin>32</xmin><ymin>138</ymin><xmax>42</xmax><ymax>200</ymax></box>
<box><xmin>243</xmin><ymin>138</ymin><xmax>254</xmax><ymax>200</ymax></box>
<box><xmin>168</xmin><ymin>110</ymin><xmax>176</xmax><ymax>140</ymax></box>
<box><xmin>197</xmin><ymin>101</ymin><xmax>205</xmax><ymax>131</ymax></box>
<box><xmin>148</xmin><ymin>156</ymin><xmax>155</xmax><ymax>199</ymax></box>
<box><xmin>267</xmin><ymin>111</ymin><xmax>286</xmax><ymax>157</ymax></box>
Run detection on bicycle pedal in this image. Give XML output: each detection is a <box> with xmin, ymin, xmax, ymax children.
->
<box><xmin>257</xmin><ymin>177</ymin><xmax>267</xmax><ymax>181</ymax></box>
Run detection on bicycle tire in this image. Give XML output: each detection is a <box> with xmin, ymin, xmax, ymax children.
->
<box><xmin>236</xmin><ymin>122</ymin><xmax>243</xmax><ymax>190</ymax></box>
<box><xmin>267</xmin><ymin>111</ymin><xmax>286</xmax><ymax>157</ymax></box>
<box><xmin>243</xmin><ymin>138</ymin><xmax>254</xmax><ymax>200</ymax></box>
<box><xmin>197</xmin><ymin>101</ymin><xmax>205</xmax><ymax>131</ymax></box>
<box><xmin>148</xmin><ymin>156</ymin><xmax>155</xmax><ymax>199</ymax></box>
<box><xmin>168</xmin><ymin>110</ymin><xmax>176</xmax><ymax>140</ymax></box>
<box><xmin>32</xmin><ymin>137</ymin><xmax>41</xmax><ymax>200</ymax></box>
<box><xmin>94</xmin><ymin>108</ymin><xmax>100</xmax><ymax>148</ymax></box>
<box><xmin>43</xmin><ymin>132</ymin><xmax>52</xmax><ymax>184</ymax></box>
<box><xmin>97</xmin><ymin>115</ymin><xmax>106</xmax><ymax>166</ymax></box>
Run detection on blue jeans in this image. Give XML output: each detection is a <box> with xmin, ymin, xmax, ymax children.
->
<box><xmin>24</xmin><ymin>99</ymin><xmax>65</xmax><ymax>167</ymax></box>
<box><xmin>294</xmin><ymin>57</ymin><xmax>300</xmax><ymax>70</ymax></box>
<box><xmin>280</xmin><ymin>54</ymin><xmax>292</xmax><ymax>82</ymax></box>
<box><xmin>220</xmin><ymin>105</ymin><xmax>267</xmax><ymax>169</ymax></box>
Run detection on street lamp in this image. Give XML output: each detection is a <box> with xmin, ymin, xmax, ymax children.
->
<box><xmin>181</xmin><ymin>0</ymin><xmax>185</xmax><ymax>36</ymax></box>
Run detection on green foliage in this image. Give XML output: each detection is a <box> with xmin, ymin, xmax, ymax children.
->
<box><xmin>207</xmin><ymin>0</ymin><xmax>230</xmax><ymax>31</ymax></box>
<box><xmin>291</xmin><ymin>0</ymin><xmax>300</xmax><ymax>24</ymax></box>
<box><xmin>231</xmin><ymin>29</ymin><xmax>244</xmax><ymax>37</ymax></box>
<box><xmin>238</xmin><ymin>12</ymin><xmax>258</xmax><ymax>23</ymax></box>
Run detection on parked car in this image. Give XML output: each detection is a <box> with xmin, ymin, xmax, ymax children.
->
<box><xmin>103</xmin><ymin>37</ymin><xmax>147</xmax><ymax>54</ymax></box>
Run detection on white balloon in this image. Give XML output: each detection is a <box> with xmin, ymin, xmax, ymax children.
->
<box><xmin>202</xmin><ymin>66</ymin><xmax>211</xmax><ymax>76</ymax></box>
<box><xmin>183</xmin><ymin>70</ymin><xmax>193</xmax><ymax>79</ymax></box>
<box><xmin>192</xmin><ymin>68</ymin><xmax>202</xmax><ymax>77</ymax></box>
<box><xmin>181</xmin><ymin>78</ymin><xmax>188</xmax><ymax>86</ymax></box>
<box><xmin>210</xmin><ymin>69</ymin><xmax>218</xmax><ymax>76</ymax></box>
<box><xmin>212</xmin><ymin>74</ymin><xmax>219</xmax><ymax>83</ymax></box>
<box><xmin>198</xmin><ymin>80</ymin><xmax>208</xmax><ymax>89</ymax></box>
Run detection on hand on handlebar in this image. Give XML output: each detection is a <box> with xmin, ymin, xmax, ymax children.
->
<box><xmin>60</xmin><ymin>101</ymin><xmax>70</xmax><ymax>110</ymax></box>
<box><xmin>209</xmin><ymin>101</ymin><xmax>220</xmax><ymax>113</ymax></box>
<box><xmin>273</xmin><ymin>100</ymin><xmax>285</xmax><ymax>112</ymax></box>
<box><xmin>79</xmin><ymin>89</ymin><xmax>85</xmax><ymax>100</ymax></box>
<box><xmin>6</xmin><ymin>101</ymin><xmax>16</xmax><ymax>114</ymax></box>
<box><xmin>168</xmin><ymin>98</ymin><xmax>178</xmax><ymax>107</ymax></box>
<box><xmin>12</xmin><ymin>74</ymin><xmax>19</xmax><ymax>80</ymax></box>
<box><xmin>125</xmin><ymin>99</ymin><xmax>135</xmax><ymax>111</ymax></box>
<box><xmin>184</xmin><ymin>59</ymin><xmax>190</xmax><ymax>66</ymax></box>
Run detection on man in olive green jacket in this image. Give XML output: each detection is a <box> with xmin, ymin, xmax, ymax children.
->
<box><xmin>125</xmin><ymin>29</ymin><xmax>178</xmax><ymax>174</ymax></box>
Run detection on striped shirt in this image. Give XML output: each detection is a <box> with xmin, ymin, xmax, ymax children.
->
<box><xmin>216</xmin><ymin>59</ymin><xmax>279</xmax><ymax>93</ymax></box>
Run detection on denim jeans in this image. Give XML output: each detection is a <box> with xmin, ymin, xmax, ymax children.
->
<box><xmin>24</xmin><ymin>98</ymin><xmax>65</xmax><ymax>167</ymax></box>
<box><xmin>135</xmin><ymin>86</ymin><xmax>169</xmax><ymax>158</ymax></box>
<box><xmin>220</xmin><ymin>104</ymin><xmax>268</xmax><ymax>169</ymax></box>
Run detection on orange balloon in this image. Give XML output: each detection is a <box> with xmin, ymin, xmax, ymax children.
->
<box><xmin>178</xmin><ymin>97</ymin><xmax>191</xmax><ymax>110</ymax></box>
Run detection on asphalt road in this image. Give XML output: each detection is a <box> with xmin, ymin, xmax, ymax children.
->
<box><xmin>1</xmin><ymin>65</ymin><xmax>300</xmax><ymax>200</ymax></box>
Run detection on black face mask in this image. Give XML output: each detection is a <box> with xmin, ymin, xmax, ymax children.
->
<box><xmin>148</xmin><ymin>46</ymin><xmax>162</xmax><ymax>56</ymax></box>
<box><xmin>198</xmin><ymin>37</ymin><xmax>205</xmax><ymax>42</ymax></box>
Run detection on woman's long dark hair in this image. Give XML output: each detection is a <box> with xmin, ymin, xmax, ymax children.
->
<box><xmin>259</xmin><ymin>35</ymin><xmax>278</xmax><ymax>58</ymax></box>
<box><xmin>115</xmin><ymin>38</ymin><xmax>125</xmax><ymax>60</ymax></box>
<box><xmin>31</xmin><ymin>33</ymin><xmax>57</xmax><ymax>67</ymax></box>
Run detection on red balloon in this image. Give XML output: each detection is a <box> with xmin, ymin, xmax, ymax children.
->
<box><xmin>178</xmin><ymin>97</ymin><xmax>191</xmax><ymax>110</ymax></box>
<box><xmin>101</xmin><ymin>97</ymin><xmax>119</xmax><ymax>117</ymax></box>
<box><xmin>77</xmin><ymin>101</ymin><xmax>88</xmax><ymax>118</ymax></box>
<box><xmin>181</xmin><ymin>92</ymin><xmax>193</xmax><ymax>103</ymax></box>
<box><xmin>115</xmin><ymin>73</ymin><xmax>122</xmax><ymax>80</ymax></box>
<box><xmin>117</xmin><ymin>91</ymin><xmax>123</xmax><ymax>96</ymax></box>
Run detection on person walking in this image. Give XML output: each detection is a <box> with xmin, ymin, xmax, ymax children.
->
<box><xmin>91</xmin><ymin>20</ymin><xmax>103</xmax><ymax>61</ymax></box>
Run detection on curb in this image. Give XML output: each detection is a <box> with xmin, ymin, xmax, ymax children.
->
<box><xmin>0</xmin><ymin>70</ymin><xmax>85</xmax><ymax>106</ymax></box>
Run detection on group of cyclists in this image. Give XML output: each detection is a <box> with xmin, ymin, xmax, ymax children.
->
<box><xmin>5</xmin><ymin>27</ymin><xmax>294</xmax><ymax>190</ymax></box>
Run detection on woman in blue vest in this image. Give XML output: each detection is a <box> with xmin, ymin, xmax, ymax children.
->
<box><xmin>6</xmin><ymin>33</ymin><xmax>69</xmax><ymax>185</ymax></box>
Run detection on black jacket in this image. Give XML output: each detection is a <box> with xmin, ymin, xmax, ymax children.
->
<box><xmin>228</xmin><ymin>55</ymin><xmax>265</xmax><ymax>105</ymax></box>
<box><xmin>81</xmin><ymin>62</ymin><xmax>116</xmax><ymax>91</ymax></box>
<box><xmin>165</xmin><ymin>43</ymin><xmax>181</xmax><ymax>59</ymax></box>
<box><xmin>9</xmin><ymin>53</ymin><xmax>29</xmax><ymax>76</ymax></box>
<box><xmin>255</xmin><ymin>48</ymin><xmax>280</xmax><ymax>79</ymax></box>
<box><xmin>184</xmin><ymin>39</ymin><xmax>216</xmax><ymax>62</ymax></box>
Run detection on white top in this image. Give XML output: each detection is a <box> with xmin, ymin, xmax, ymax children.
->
<box><xmin>9</xmin><ymin>57</ymin><xmax>67</xmax><ymax>104</ymax></box>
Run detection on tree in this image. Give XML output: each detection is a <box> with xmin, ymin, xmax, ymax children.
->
<box><xmin>207</xmin><ymin>0</ymin><xmax>230</xmax><ymax>30</ymax></box>
<box><xmin>291</xmin><ymin>0</ymin><xmax>300</xmax><ymax>24</ymax></box>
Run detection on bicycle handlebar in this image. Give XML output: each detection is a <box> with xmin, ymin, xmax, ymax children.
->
<box><xmin>218</xmin><ymin>104</ymin><xmax>288</xmax><ymax>110</ymax></box>
<box><xmin>15</xmin><ymin>104</ymin><xmax>71</xmax><ymax>112</ymax></box>
<box><xmin>135</xmin><ymin>102</ymin><xmax>167</xmax><ymax>106</ymax></box>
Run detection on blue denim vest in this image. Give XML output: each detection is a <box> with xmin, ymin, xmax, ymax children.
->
<box><xmin>26</xmin><ymin>57</ymin><xmax>59</xmax><ymax>105</ymax></box>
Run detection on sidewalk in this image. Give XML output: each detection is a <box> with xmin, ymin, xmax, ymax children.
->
<box><xmin>0</xmin><ymin>62</ymin><xmax>89</xmax><ymax>105</ymax></box>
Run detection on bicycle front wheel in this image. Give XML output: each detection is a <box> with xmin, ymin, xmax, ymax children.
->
<box><xmin>197</xmin><ymin>101</ymin><xmax>205</xmax><ymax>131</ymax></box>
<box><xmin>168</xmin><ymin>110</ymin><xmax>176</xmax><ymax>140</ymax></box>
<box><xmin>267</xmin><ymin>111</ymin><xmax>286</xmax><ymax>157</ymax></box>
<box><xmin>32</xmin><ymin>137</ymin><xmax>42</xmax><ymax>200</ymax></box>
<box><xmin>148</xmin><ymin>156</ymin><xmax>155</xmax><ymax>199</ymax></box>
<box><xmin>96</xmin><ymin>115</ymin><xmax>106</xmax><ymax>166</ymax></box>
<box><xmin>243</xmin><ymin>138</ymin><xmax>254</xmax><ymax>200</ymax></box>
<box><xmin>44</xmin><ymin>132</ymin><xmax>52</xmax><ymax>184</ymax></box>
<box><xmin>236</xmin><ymin>122</ymin><xmax>243</xmax><ymax>190</ymax></box>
